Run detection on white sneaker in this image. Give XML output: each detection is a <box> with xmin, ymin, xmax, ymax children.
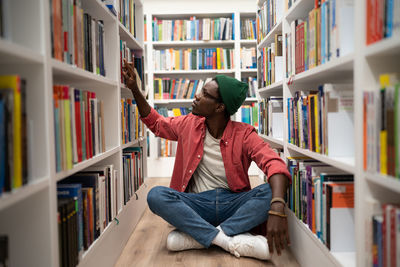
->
<box><xmin>166</xmin><ymin>230</ymin><xmax>205</xmax><ymax>251</ymax></box>
<box><xmin>228</xmin><ymin>233</ymin><xmax>271</xmax><ymax>260</ymax></box>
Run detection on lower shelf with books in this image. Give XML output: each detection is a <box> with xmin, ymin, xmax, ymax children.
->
<box><xmin>77</xmin><ymin>182</ymin><xmax>149</xmax><ymax>267</ymax></box>
<box><xmin>287</xmin><ymin>210</ymin><xmax>356</xmax><ymax>267</ymax></box>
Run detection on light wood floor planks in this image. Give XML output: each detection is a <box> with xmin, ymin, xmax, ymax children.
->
<box><xmin>115</xmin><ymin>178</ymin><xmax>300</xmax><ymax>267</ymax></box>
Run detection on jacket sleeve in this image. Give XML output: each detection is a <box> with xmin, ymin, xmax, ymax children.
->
<box><xmin>244</xmin><ymin>129</ymin><xmax>292</xmax><ymax>183</ymax></box>
<box><xmin>140</xmin><ymin>107</ymin><xmax>184</xmax><ymax>141</ymax></box>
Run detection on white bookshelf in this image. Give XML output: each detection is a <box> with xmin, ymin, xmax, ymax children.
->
<box><xmin>0</xmin><ymin>0</ymin><xmax>149</xmax><ymax>267</ymax></box>
<box><xmin>145</xmin><ymin>10</ymin><xmax>259</xmax><ymax>177</ymax></box>
<box><xmin>256</xmin><ymin>0</ymin><xmax>400</xmax><ymax>266</ymax></box>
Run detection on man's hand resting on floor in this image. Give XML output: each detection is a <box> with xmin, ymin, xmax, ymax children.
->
<box><xmin>266</xmin><ymin>202</ymin><xmax>290</xmax><ymax>256</ymax></box>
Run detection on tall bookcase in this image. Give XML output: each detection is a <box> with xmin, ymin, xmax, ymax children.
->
<box><xmin>0</xmin><ymin>0</ymin><xmax>148</xmax><ymax>266</ymax></box>
<box><xmin>145</xmin><ymin>11</ymin><xmax>260</xmax><ymax>177</ymax></box>
<box><xmin>256</xmin><ymin>0</ymin><xmax>400</xmax><ymax>266</ymax></box>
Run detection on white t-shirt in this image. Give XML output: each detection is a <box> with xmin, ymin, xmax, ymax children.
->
<box><xmin>188</xmin><ymin>129</ymin><xmax>229</xmax><ymax>193</ymax></box>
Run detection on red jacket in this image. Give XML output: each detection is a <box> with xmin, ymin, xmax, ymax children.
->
<box><xmin>141</xmin><ymin>108</ymin><xmax>291</xmax><ymax>192</ymax></box>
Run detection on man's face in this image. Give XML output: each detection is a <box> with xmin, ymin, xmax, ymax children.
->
<box><xmin>191</xmin><ymin>80</ymin><xmax>222</xmax><ymax>118</ymax></box>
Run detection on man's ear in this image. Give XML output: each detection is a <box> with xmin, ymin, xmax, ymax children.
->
<box><xmin>216</xmin><ymin>102</ymin><xmax>226</xmax><ymax>114</ymax></box>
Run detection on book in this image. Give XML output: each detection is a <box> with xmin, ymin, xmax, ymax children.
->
<box><xmin>0</xmin><ymin>235</ymin><xmax>8</xmax><ymax>267</ymax></box>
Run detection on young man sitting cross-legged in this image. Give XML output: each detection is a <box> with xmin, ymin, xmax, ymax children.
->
<box><xmin>122</xmin><ymin>60</ymin><xmax>291</xmax><ymax>260</ymax></box>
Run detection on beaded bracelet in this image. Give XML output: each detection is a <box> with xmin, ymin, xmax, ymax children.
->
<box><xmin>268</xmin><ymin>210</ymin><xmax>287</xmax><ymax>218</ymax></box>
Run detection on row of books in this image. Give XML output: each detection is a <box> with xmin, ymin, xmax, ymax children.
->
<box><xmin>258</xmin><ymin>34</ymin><xmax>283</xmax><ymax>87</ymax></box>
<box><xmin>258</xmin><ymin>97</ymin><xmax>284</xmax><ymax>139</ymax></box>
<box><xmin>118</xmin><ymin>0</ymin><xmax>137</xmax><ymax>37</ymax></box>
<box><xmin>155</xmin><ymin>107</ymin><xmax>190</xmax><ymax>157</ymax></box>
<box><xmin>366</xmin><ymin>0</ymin><xmax>400</xmax><ymax>45</ymax></box>
<box><xmin>151</xmin><ymin>16</ymin><xmax>234</xmax><ymax>42</ymax></box>
<box><xmin>153</xmin><ymin>48</ymin><xmax>235</xmax><ymax>71</ymax></box>
<box><xmin>287</xmin><ymin>158</ymin><xmax>355</xmax><ymax>252</ymax></box>
<box><xmin>0</xmin><ymin>75</ymin><xmax>27</xmax><ymax>194</ymax></box>
<box><xmin>119</xmin><ymin>41</ymin><xmax>144</xmax><ymax>89</ymax></box>
<box><xmin>241</xmin><ymin>77</ymin><xmax>258</xmax><ymax>98</ymax></box>
<box><xmin>53</xmin><ymin>85</ymin><xmax>106</xmax><ymax>172</ymax></box>
<box><xmin>50</xmin><ymin>0</ymin><xmax>106</xmax><ymax>76</ymax></box>
<box><xmin>122</xmin><ymin>147</ymin><xmax>144</xmax><ymax>203</ymax></box>
<box><xmin>240</xmin><ymin>18</ymin><xmax>257</xmax><ymax>40</ymax></box>
<box><xmin>363</xmin><ymin>73</ymin><xmax>400</xmax><ymax>178</ymax></box>
<box><xmin>256</xmin><ymin>0</ymin><xmax>283</xmax><ymax>43</ymax></box>
<box><xmin>153</xmin><ymin>78</ymin><xmax>208</xmax><ymax>100</ymax></box>
<box><xmin>57</xmin><ymin>164</ymin><xmax>121</xmax><ymax>267</ymax></box>
<box><xmin>153</xmin><ymin>77</ymin><xmax>257</xmax><ymax>100</ymax></box>
<box><xmin>371</xmin><ymin>203</ymin><xmax>400</xmax><ymax>267</ymax></box>
<box><xmin>285</xmin><ymin>0</ymin><xmax>353</xmax><ymax>77</ymax></box>
<box><xmin>240</xmin><ymin>47</ymin><xmax>257</xmax><ymax>69</ymax></box>
<box><xmin>121</xmin><ymin>98</ymin><xmax>144</xmax><ymax>145</ymax></box>
<box><xmin>287</xmin><ymin>84</ymin><xmax>354</xmax><ymax>158</ymax></box>
<box><xmin>239</xmin><ymin>103</ymin><xmax>259</xmax><ymax>129</ymax></box>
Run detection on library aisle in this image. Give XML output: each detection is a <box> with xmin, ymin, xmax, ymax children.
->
<box><xmin>115</xmin><ymin>177</ymin><xmax>300</xmax><ymax>267</ymax></box>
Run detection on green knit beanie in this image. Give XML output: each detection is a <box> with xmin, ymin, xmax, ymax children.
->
<box><xmin>214</xmin><ymin>75</ymin><xmax>249</xmax><ymax>115</ymax></box>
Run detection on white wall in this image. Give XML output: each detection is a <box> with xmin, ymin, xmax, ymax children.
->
<box><xmin>143</xmin><ymin>0</ymin><xmax>256</xmax><ymax>14</ymax></box>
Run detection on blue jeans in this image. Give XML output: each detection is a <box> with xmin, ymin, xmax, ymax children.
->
<box><xmin>147</xmin><ymin>183</ymin><xmax>272</xmax><ymax>247</ymax></box>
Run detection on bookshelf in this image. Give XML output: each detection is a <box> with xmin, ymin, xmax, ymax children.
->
<box><xmin>0</xmin><ymin>0</ymin><xmax>148</xmax><ymax>266</ymax></box>
<box><xmin>145</xmin><ymin>10</ymin><xmax>260</xmax><ymax>177</ymax></box>
<box><xmin>256</xmin><ymin>0</ymin><xmax>400</xmax><ymax>266</ymax></box>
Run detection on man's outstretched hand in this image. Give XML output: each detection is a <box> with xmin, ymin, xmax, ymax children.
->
<box><xmin>122</xmin><ymin>59</ymin><xmax>138</xmax><ymax>92</ymax></box>
<box><xmin>266</xmin><ymin>203</ymin><xmax>290</xmax><ymax>256</ymax></box>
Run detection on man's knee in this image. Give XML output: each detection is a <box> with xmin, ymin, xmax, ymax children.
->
<box><xmin>147</xmin><ymin>186</ymin><xmax>169</xmax><ymax>212</ymax></box>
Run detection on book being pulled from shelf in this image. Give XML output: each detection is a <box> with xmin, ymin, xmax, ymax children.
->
<box><xmin>363</xmin><ymin>73</ymin><xmax>400</xmax><ymax>178</ymax></box>
<box><xmin>154</xmin><ymin>107</ymin><xmax>191</xmax><ymax>157</ymax></box>
<box><xmin>259</xmin><ymin>34</ymin><xmax>283</xmax><ymax>87</ymax></box>
<box><xmin>0</xmin><ymin>75</ymin><xmax>28</xmax><ymax>195</ymax></box>
<box><xmin>287</xmin><ymin>157</ymin><xmax>355</xmax><ymax>252</ymax></box>
<box><xmin>285</xmin><ymin>0</ymin><xmax>353</xmax><ymax>78</ymax></box>
<box><xmin>152</xmin><ymin>16</ymin><xmax>234</xmax><ymax>41</ymax></box>
<box><xmin>241</xmin><ymin>18</ymin><xmax>257</xmax><ymax>40</ymax></box>
<box><xmin>57</xmin><ymin>163</ymin><xmax>124</xmax><ymax>267</ymax></box>
<box><xmin>366</xmin><ymin>0</ymin><xmax>400</xmax><ymax>45</ymax></box>
<box><xmin>50</xmin><ymin>0</ymin><xmax>106</xmax><ymax>76</ymax></box>
<box><xmin>240</xmin><ymin>47</ymin><xmax>257</xmax><ymax>69</ymax></box>
<box><xmin>257</xmin><ymin>0</ymin><xmax>283</xmax><ymax>43</ymax></box>
<box><xmin>53</xmin><ymin>85</ymin><xmax>106</xmax><ymax>172</ymax></box>
<box><xmin>153</xmin><ymin>48</ymin><xmax>235</xmax><ymax>71</ymax></box>
<box><xmin>259</xmin><ymin>97</ymin><xmax>283</xmax><ymax>139</ymax></box>
<box><xmin>121</xmin><ymin>98</ymin><xmax>145</xmax><ymax>144</ymax></box>
<box><xmin>120</xmin><ymin>41</ymin><xmax>144</xmax><ymax>93</ymax></box>
<box><xmin>287</xmin><ymin>83</ymin><xmax>354</xmax><ymax>158</ymax></box>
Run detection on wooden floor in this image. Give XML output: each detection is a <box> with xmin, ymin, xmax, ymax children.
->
<box><xmin>115</xmin><ymin>178</ymin><xmax>300</xmax><ymax>267</ymax></box>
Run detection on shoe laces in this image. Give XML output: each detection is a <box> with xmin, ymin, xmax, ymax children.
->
<box><xmin>228</xmin><ymin>239</ymin><xmax>255</xmax><ymax>258</ymax></box>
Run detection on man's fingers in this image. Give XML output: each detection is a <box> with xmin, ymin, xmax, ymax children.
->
<box><xmin>267</xmin><ymin>233</ymin><xmax>274</xmax><ymax>254</ymax></box>
<box><xmin>286</xmin><ymin>230</ymin><xmax>291</xmax><ymax>246</ymax></box>
<box><xmin>123</xmin><ymin>59</ymin><xmax>135</xmax><ymax>76</ymax></box>
<box><xmin>274</xmin><ymin>233</ymin><xmax>282</xmax><ymax>255</ymax></box>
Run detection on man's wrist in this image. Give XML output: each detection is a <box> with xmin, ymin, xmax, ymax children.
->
<box><xmin>270</xmin><ymin>202</ymin><xmax>285</xmax><ymax>213</ymax></box>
